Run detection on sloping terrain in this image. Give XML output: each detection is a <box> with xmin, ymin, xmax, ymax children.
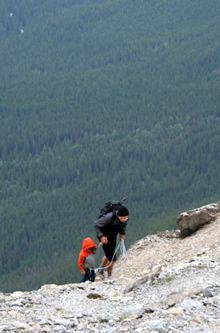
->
<box><xmin>114</xmin><ymin>212</ymin><xmax>220</xmax><ymax>282</ymax></box>
<box><xmin>0</xmin><ymin>207</ymin><xmax>220</xmax><ymax>332</ymax></box>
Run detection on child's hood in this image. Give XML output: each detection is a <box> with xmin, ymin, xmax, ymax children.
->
<box><xmin>82</xmin><ymin>237</ymin><xmax>97</xmax><ymax>250</ymax></box>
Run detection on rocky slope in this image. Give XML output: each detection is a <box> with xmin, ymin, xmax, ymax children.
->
<box><xmin>0</xmin><ymin>203</ymin><xmax>220</xmax><ymax>333</ymax></box>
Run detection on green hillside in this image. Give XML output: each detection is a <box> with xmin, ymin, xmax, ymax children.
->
<box><xmin>0</xmin><ymin>0</ymin><xmax>220</xmax><ymax>292</ymax></box>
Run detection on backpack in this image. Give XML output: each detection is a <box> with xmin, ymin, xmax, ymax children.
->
<box><xmin>98</xmin><ymin>198</ymin><xmax>127</xmax><ymax>218</ymax></box>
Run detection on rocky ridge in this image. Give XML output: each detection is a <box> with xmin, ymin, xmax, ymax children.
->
<box><xmin>0</xmin><ymin>203</ymin><xmax>220</xmax><ymax>333</ymax></box>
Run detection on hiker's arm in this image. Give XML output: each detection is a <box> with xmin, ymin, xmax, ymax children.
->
<box><xmin>78</xmin><ymin>253</ymin><xmax>86</xmax><ymax>274</ymax></box>
<box><xmin>94</xmin><ymin>213</ymin><xmax>113</xmax><ymax>240</ymax></box>
<box><xmin>119</xmin><ymin>222</ymin><xmax>127</xmax><ymax>240</ymax></box>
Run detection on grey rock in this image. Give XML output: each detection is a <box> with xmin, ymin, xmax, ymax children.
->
<box><xmin>181</xmin><ymin>298</ymin><xmax>204</xmax><ymax>310</ymax></box>
<box><xmin>177</xmin><ymin>201</ymin><xmax>220</xmax><ymax>238</ymax></box>
<box><xmin>202</xmin><ymin>287</ymin><xmax>214</xmax><ymax>298</ymax></box>
<box><xmin>86</xmin><ymin>292</ymin><xmax>105</xmax><ymax>299</ymax></box>
<box><xmin>120</xmin><ymin>303</ymin><xmax>145</xmax><ymax>320</ymax></box>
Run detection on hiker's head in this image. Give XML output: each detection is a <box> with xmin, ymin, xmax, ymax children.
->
<box><xmin>87</xmin><ymin>246</ymin><xmax>97</xmax><ymax>254</ymax></box>
<box><xmin>117</xmin><ymin>206</ymin><xmax>129</xmax><ymax>223</ymax></box>
<box><xmin>82</xmin><ymin>237</ymin><xmax>97</xmax><ymax>251</ymax></box>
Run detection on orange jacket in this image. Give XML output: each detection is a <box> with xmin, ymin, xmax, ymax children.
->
<box><xmin>78</xmin><ymin>237</ymin><xmax>97</xmax><ymax>271</ymax></box>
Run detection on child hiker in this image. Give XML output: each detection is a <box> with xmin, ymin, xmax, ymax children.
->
<box><xmin>78</xmin><ymin>237</ymin><xmax>97</xmax><ymax>282</ymax></box>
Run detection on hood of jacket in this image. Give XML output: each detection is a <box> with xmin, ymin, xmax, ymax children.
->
<box><xmin>82</xmin><ymin>237</ymin><xmax>97</xmax><ymax>251</ymax></box>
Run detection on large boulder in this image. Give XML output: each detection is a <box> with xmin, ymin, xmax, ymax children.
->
<box><xmin>177</xmin><ymin>201</ymin><xmax>220</xmax><ymax>238</ymax></box>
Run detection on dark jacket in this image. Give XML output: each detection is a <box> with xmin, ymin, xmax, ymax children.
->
<box><xmin>94</xmin><ymin>212</ymin><xmax>127</xmax><ymax>241</ymax></box>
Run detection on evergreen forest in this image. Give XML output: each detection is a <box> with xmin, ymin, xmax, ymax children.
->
<box><xmin>0</xmin><ymin>0</ymin><xmax>220</xmax><ymax>292</ymax></box>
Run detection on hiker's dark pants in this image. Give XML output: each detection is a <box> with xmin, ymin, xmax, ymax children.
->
<box><xmin>102</xmin><ymin>237</ymin><xmax>117</xmax><ymax>262</ymax></box>
<box><xmin>80</xmin><ymin>269</ymin><xmax>96</xmax><ymax>283</ymax></box>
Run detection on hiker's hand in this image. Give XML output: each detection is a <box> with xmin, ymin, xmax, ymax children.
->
<box><xmin>80</xmin><ymin>270</ymin><xmax>85</xmax><ymax>275</ymax></box>
<box><xmin>120</xmin><ymin>234</ymin><xmax>125</xmax><ymax>241</ymax></box>
<box><xmin>100</xmin><ymin>236</ymin><xmax>108</xmax><ymax>244</ymax></box>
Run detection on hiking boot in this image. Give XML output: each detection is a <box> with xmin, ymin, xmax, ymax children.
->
<box><xmin>97</xmin><ymin>268</ymin><xmax>105</xmax><ymax>280</ymax></box>
<box><xmin>105</xmin><ymin>273</ymin><xmax>114</xmax><ymax>283</ymax></box>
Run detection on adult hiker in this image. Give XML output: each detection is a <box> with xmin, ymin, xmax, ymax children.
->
<box><xmin>78</xmin><ymin>237</ymin><xmax>97</xmax><ymax>282</ymax></box>
<box><xmin>94</xmin><ymin>205</ymin><xmax>129</xmax><ymax>278</ymax></box>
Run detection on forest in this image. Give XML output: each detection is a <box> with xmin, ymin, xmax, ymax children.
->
<box><xmin>0</xmin><ymin>0</ymin><xmax>220</xmax><ymax>292</ymax></box>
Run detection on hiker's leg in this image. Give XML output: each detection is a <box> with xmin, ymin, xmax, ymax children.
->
<box><xmin>106</xmin><ymin>261</ymin><xmax>114</xmax><ymax>276</ymax></box>
<box><xmin>80</xmin><ymin>269</ymin><xmax>90</xmax><ymax>283</ymax></box>
<box><xmin>80</xmin><ymin>275</ymin><xmax>87</xmax><ymax>283</ymax></box>
<box><xmin>97</xmin><ymin>256</ymin><xmax>109</xmax><ymax>278</ymax></box>
<box><xmin>101</xmin><ymin>254</ymin><xmax>113</xmax><ymax>275</ymax></box>
<box><xmin>101</xmin><ymin>255</ymin><xmax>110</xmax><ymax>268</ymax></box>
<box><xmin>90</xmin><ymin>269</ymin><xmax>96</xmax><ymax>282</ymax></box>
<box><xmin>103</xmin><ymin>238</ymin><xmax>117</xmax><ymax>276</ymax></box>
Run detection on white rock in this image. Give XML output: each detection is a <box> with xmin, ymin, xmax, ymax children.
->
<box><xmin>167</xmin><ymin>307</ymin><xmax>184</xmax><ymax>315</ymax></box>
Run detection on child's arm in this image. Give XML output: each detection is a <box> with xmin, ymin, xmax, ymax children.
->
<box><xmin>78</xmin><ymin>253</ymin><xmax>86</xmax><ymax>275</ymax></box>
